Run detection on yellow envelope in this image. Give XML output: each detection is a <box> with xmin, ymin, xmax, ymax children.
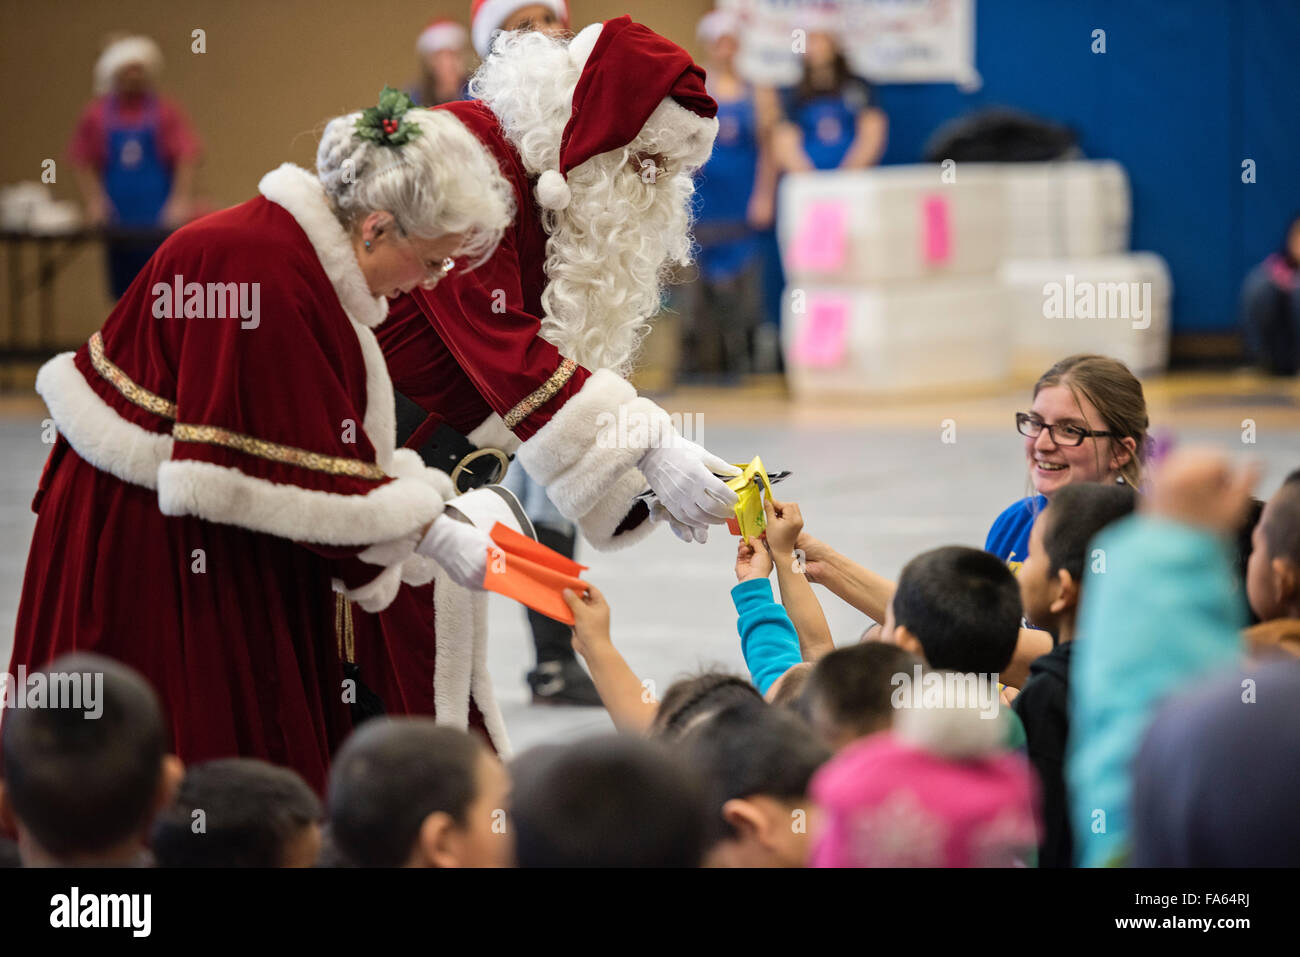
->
<box><xmin>725</xmin><ymin>456</ymin><xmax>775</xmax><ymax>540</ymax></box>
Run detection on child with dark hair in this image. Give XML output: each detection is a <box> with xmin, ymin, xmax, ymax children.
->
<box><xmin>882</xmin><ymin>546</ymin><xmax>1027</xmax><ymax>750</ymax></box>
<box><xmin>683</xmin><ymin>700</ymin><xmax>830</xmax><ymax>866</ymax></box>
<box><xmin>802</xmin><ymin>642</ymin><xmax>923</xmax><ymax>751</ymax></box>
<box><xmin>0</xmin><ymin>653</ymin><xmax>182</xmax><ymax>866</ymax></box>
<box><xmin>1244</xmin><ymin>468</ymin><xmax>1300</xmax><ymax>658</ymax></box>
<box><xmin>151</xmin><ymin>758</ymin><xmax>323</xmax><ymax>867</ymax></box>
<box><xmin>1013</xmin><ymin>483</ymin><xmax>1137</xmax><ymax>867</ymax></box>
<box><xmin>327</xmin><ymin>718</ymin><xmax>510</xmax><ymax>868</ymax></box>
<box><xmin>509</xmin><ymin>735</ymin><xmax>709</xmax><ymax>868</ymax></box>
<box><xmin>651</xmin><ymin>672</ymin><xmax>764</xmax><ymax>741</ymax></box>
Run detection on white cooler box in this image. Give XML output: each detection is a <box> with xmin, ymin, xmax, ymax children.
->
<box><xmin>990</xmin><ymin>160</ymin><xmax>1131</xmax><ymax>260</ymax></box>
<box><xmin>778</xmin><ymin>166</ymin><xmax>1007</xmax><ymax>285</ymax></box>
<box><xmin>1000</xmin><ymin>253</ymin><xmax>1171</xmax><ymax>377</ymax></box>
<box><xmin>781</xmin><ymin>278</ymin><xmax>1011</xmax><ymax>397</ymax></box>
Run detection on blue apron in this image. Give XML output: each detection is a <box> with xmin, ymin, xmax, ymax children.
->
<box><xmin>103</xmin><ymin>95</ymin><xmax>172</xmax><ymax>297</ymax></box>
<box><xmin>796</xmin><ymin>93</ymin><xmax>857</xmax><ymax>171</ymax></box>
<box><xmin>694</xmin><ymin>92</ymin><xmax>760</xmax><ymax>282</ymax></box>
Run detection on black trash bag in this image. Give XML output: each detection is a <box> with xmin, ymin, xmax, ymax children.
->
<box><xmin>924</xmin><ymin>107</ymin><xmax>1080</xmax><ymax>163</ymax></box>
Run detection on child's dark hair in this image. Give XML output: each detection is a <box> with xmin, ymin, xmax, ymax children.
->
<box><xmin>683</xmin><ymin>701</ymin><xmax>830</xmax><ymax>846</ymax></box>
<box><xmin>1262</xmin><ymin>469</ymin><xmax>1300</xmax><ymax>566</ymax></box>
<box><xmin>893</xmin><ymin>546</ymin><xmax>1022</xmax><ymax>675</ymax></box>
<box><xmin>1</xmin><ymin>653</ymin><xmax>166</xmax><ymax>858</ymax></box>
<box><xmin>770</xmin><ymin>662</ymin><xmax>814</xmax><ymax>709</ymax></box>
<box><xmin>650</xmin><ymin>672</ymin><xmax>762</xmax><ymax>740</ymax></box>
<box><xmin>509</xmin><ymin>735</ymin><xmax>709</xmax><ymax>867</ymax></box>
<box><xmin>803</xmin><ymin>642</ymin><xmax>922</xmax><ymax>739</ymax></box>
<box><xmin>1041</xmin><ymin>483</ymin><xmax>1139</xmax><ymax>581</ymax></box>
<box><xmin>151</xmin><ymin>758</ymin><xmax>322</xmax><ymax>867</ymax></box>
<box><xmin>326</xmin><ymin>718</ymin><xmax>484</xmax><ymax>867</ymax></box>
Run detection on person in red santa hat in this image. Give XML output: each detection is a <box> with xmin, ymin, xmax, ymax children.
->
<box><xmin>6</xmin><ymin>88</ymin><xmax>514</xmax><ymax>795</ymax></box>
<box><xmin>470</xmin><ymin>0</ymin><xmax>570</xmax><ymax>58</ymax></box>
<box><xmin>349</xmin><ymin>17</ymin><xmax>741</xmax><ymax>748</ymax></box>
<box><xmin>410</xmin><ymin>17</ymin><xmax>471</xmax><ymax>106</ymax></box>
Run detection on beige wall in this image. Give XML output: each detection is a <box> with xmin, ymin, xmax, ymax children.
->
<box><xmin>0</xmin><ymin>0</ymin><xmax>710</xmax><ymax>378</ymax></box>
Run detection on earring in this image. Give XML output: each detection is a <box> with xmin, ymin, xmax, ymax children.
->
<box><xmin>364</xmin><ymin>240</ymin><xmax>372</xmax><ymax>250</ymax></box>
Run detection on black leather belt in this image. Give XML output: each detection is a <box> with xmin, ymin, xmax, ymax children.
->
<box><xmin>394</xmin><ymin>389</ymin><xmax>512</xmax><ymax>494</ymax></box>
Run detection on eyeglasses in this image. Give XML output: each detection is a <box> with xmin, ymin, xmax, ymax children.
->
<box><xmin>417</xmin><ymin>256</ymin><xmax>456</xmax><ymax>290</ymax></box>
<box><xmin>1016</xmin><ymin>412</ymin><xmax>1114</xmax><ymax>447</ymax></box>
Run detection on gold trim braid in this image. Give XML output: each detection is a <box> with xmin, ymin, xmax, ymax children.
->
<box><xmin>504</xmin><ymin>357</ymin><xmax>577</xmax><ymax>430</ymax></box>
<box><xmin>86</xmin><ymin>331</ymin><xmax>387</xmax><ymax>482</ymax></box>
<box><xmin>88</xmin><ymin>331</ymin><xmax>178</xmax><ymax>420</ymax></box>
<box><xmin>172</xmin><ymin>423</ymin><xmax>387</xmax><ymax>480</ymax></box>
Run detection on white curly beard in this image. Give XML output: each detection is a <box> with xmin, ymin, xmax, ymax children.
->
<box><xmin>470</xmin><ymin>29</ymin><xmax>717</xmax><ymax>376</ymax></box>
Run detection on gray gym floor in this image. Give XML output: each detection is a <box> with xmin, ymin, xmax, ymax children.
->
<box><xmin>2</xmin><ymin>390</ymin><xmax>1298</xmax><ymax>755</ymax></box>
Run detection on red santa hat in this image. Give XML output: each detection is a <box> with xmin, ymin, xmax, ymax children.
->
<box><xmin>416</xmin><ymin>17</ymin><xmax>468</xmax><ymax>56</ymax></box>
<box><xmin>471</xmin><ymin>0</ymin><xmax>569</xmax><ymax>57</ymax></box>
<box><xmin>534</xmin><ymin>16</ymin><xmax>718</xmax><ymax>212</ymax></box>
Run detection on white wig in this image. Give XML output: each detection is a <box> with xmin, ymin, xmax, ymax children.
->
<box><xmin>470</xmin><ymin>28</ymin><xmax>716</xmax><ymax>375</ymax></box>
<box><xmin>316</xmin><ymin>107</ymin><xmax>514</xmax><ymax>269</ymax></box>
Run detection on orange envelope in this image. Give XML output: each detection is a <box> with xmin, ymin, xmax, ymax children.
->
<box><xmin>482</xmin><ymin>521</ymin><xmax>591</xmax><ymax>624</ymax></box>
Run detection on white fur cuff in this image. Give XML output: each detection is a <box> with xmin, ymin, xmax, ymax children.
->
<box><xmin>576</xmin><ymin>467</ymin><xmax>658</xmax><ymax>552</ymax></box>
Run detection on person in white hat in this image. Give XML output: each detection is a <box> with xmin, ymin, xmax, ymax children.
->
<box><xmin>69</xmin><ymin>34</ymin><xmax>202</xmax><ymax>298</ymax></box>
<box><xmin>411</xmin><ymin>17</ymin><xmax>470</xmax><ymax>106</ymax></box>
<box><xmin>469</xmin><ymin>0</ymin><xmax>569</xmax><ymax>57</ymax></box>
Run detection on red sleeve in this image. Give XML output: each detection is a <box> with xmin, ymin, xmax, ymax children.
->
<box><xmin>68</xmin><ymin>99</ymin><xmax>107</xmax><ymax>170</ymax></box>
<box><xmin>410</xmin><ymin>228</ymin><xmax>592</xmax><ymax>442</ymax></box>
<box><xmin>157</xmin><ymin>97</ymin><xmax>202</xmax><ymax>166</ymax></box>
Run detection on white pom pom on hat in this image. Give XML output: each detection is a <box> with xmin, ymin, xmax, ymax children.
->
<box><xmin>535</xmin><ymin>169</ymin><xmax>573</xmax><ymax>210</ymax></box>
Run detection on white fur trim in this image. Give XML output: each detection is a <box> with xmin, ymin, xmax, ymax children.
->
<box><xmin>258</xmin><ymin>164</ymin><xmax>388</xmax><ymax>331</ymax></box>
<box><xmin>157</xmin><ymin>459</ymin><xmax>446</xmax><ymax>546</ymax></box>
<box><xmin>333</xmin><ymin>564</ymin><xmax>403</xmax><ymax>613</ymax></box>
<box><xmin>472</xmin><ymin>0</ymin><xmax>567</xmax><ymax>57</ymax></box>
<box><xmin>515</xmin><ymin>370</ymin><xmax>670</xmax><ymax>521</ymax></box>
<box><xmin>568</xmin><ymin>21</ymin><xmax>602</xmax><ymax>68</ymax></box>
<box><xmin>35</xmin><ymin>352</ymin><xmax>173</xmax><ymax>489</ymax></box>
<box><xmin>466</xmin><ymin>412</ymin><xmax>521</xmax><ymax>455</ymax></box>
<box><xmin>575</xmin><ymin>466</ymin><xmax>657</xmax><ymax>552</ymax></box>
<box><xmin>535</xmin><ymin>169</ymin><xmax>572</xmax><ymax>211</ymax></box>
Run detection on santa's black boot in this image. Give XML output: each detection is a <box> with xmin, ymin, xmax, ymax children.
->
<box><xmin>525</xmin><ymin>522</ymin><xmax>602</xmax><ymax>707</ymax></box>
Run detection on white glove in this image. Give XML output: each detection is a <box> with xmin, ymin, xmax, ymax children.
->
<box><xmin>639</xmin><ymin>436</ymin><xmax>740</xmax><ymax>541</ymax></box>
<box><xmin>415</xmin><ymin>515</ymin><xmax>495</xmax><ymax>590</ymax></box>
<box><xmin>648</xmin><ymin>501</ymin><xmax>709</xmax><ymax>544</ymax></box>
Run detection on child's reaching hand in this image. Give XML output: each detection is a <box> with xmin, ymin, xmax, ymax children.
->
<box><xmin>1144</xmin><ymin>448</ymin><xmax>1260</xmax><ymax>535</ymax></box>
<box><xmin>563</xmin><ymin>584</ymin><xmax>612</xmax><ymax>660</ymax></box>
<box><xmin>736</xmin><ymin>536</ymin><xmax>773</xmax><ymax>582</ymax></box>
<box><xmin>763</xmin><ymin>497</ymin><xmax>804</xmax><ymax>559</ymax></box>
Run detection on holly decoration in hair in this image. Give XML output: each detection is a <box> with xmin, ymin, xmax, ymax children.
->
<box><xmin>355</xmin><ymin>86</ymin><xmax>422</xmax><ymax>147</ymax></box>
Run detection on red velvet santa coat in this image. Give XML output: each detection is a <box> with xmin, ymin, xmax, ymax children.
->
<box><xmin>351</xmin><ymin>100</ymin><xmax>663</xmax><ymax>748</ymax></box>
<box><xmin>8</xmin><ymin>164</ymin><xmax>456</xmax><ymax>794</ymax></box>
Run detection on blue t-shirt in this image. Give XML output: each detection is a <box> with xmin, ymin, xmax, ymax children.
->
<box><xmin>985</xmin><ymin>495</ymin><xmax>1047</xmax><ymax>575</ymax></box>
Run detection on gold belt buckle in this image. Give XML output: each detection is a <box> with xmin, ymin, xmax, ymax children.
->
<box><xmin>450</xmin><ymin>447</ymin><xmax>510</xmax><ymax>492</ymax></box>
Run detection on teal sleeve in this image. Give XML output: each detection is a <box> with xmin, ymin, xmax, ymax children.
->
<box><xmin>1067</xmin><ymin>515</ymin><xmax>1244</xmax><ymax>868</ymax></box>
<box><xmin>732</xmin><ymin>577</ymin><xmax>804</xmax><ymax>696</ymax></box>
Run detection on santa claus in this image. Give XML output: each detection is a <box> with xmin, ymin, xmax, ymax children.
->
<box><xmin>350</xmin><ymin>18</ymin><xmax>741</xmax><ymax>748</ymax></box>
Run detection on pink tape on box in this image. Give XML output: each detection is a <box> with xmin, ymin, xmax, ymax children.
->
<box><xmin>789</xmin><ymin>201</ymin><xmax>848</xmax><ymax>273</ymax></box>
<box><xmin>922</xmin><ymin>194</ymin><xmax>951</xmax><ymax>264</ymax></box>
<box><xmin>791</xmin><ymin>294</ymin><xmax>849</xmax><ymax>367</ymax></box>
